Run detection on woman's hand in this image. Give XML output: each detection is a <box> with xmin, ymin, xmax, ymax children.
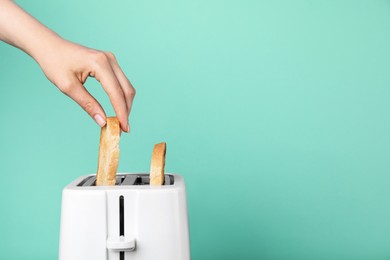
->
<box><xmin>0</xmin><ymin>0</ymin><xmax>135</xmax><ymax>132</ymax></box>
<box><xmin>37</xmin><ymin>40</ymin><xmax>135</xmax><ymax>132</ymax></box>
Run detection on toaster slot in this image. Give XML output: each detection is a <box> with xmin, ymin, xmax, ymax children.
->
<box><xmin>77</xmin><ymin>174</ymin><xmax>174</xmax><ymax>186</ymax></box>
<box><xmin>133</xmin><ymin>175</ymin><xmax>150</xmax><ymax>185</ymax></box>
<box><xmin>77</xmin><ymin>175</ymin><xmax>126</xmax><ymax>186</ymax></box>
<box><xmin>116</xmin><ymin>175</ymin><xmax>126</xmax><ymax>185</ymax></box>
<box><xmin>77</xmin><ymin>175</ymin><xmax>95</xmax><ymax>186</ymax></box>
<box><xmin>122</xmin><ymin>174</ymin><xmax>174</xmax><ymax>186</ymax></box>
<box><xmin>121</xmin><ymin>175</ymin><xmax>138</xmax><ymax>185</ymax></box>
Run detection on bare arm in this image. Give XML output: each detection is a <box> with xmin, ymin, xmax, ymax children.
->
<box><xmin>0</xmin><ymin>0</ymin><xmax>135</xmax><ymax>132</ymax></box>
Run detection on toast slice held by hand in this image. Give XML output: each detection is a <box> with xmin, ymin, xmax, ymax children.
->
<box><xmin>96</xmin><ymin>117</ymin><xmax>120</xmax><ymax>186</ymax></box>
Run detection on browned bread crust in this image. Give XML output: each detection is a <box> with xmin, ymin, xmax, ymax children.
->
<box><xmin>149</xmin><ymin>142</ymin><xmax>166</xmax><ymax>185</ymax></box>
<box><xmin>96</xmin><ymin>117</ymin><xmax>120</xmax><ymax>186</ymax></box>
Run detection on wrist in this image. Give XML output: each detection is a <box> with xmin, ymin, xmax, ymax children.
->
<box><xmin>27</xmin><ymin>33</ymin><xmax>66</xmax><ymax>66</ymax></box>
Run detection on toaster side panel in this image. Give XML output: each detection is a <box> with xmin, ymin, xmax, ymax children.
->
<box><xmin>133</xmin><ymin>187</ymin><xmax>191</xmax><ymax>260</ymax></box>
<box><xmin>59</xmin><ymin>189</ymin><xmax>107</xmax><ymax>260</ymax></box>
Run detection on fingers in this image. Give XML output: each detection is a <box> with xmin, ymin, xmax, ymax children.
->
<box><xmin>105</xmin><ymin>52</ymin><xmax>136</xmax><ymax>119</ymax></box>
<box><xmin>60</xmin><ymin>79</ymin><xmax>107</xmax><ymax>127</ymax></box>
<box><xmin>91</xmin><ymin>53</ymin><xmax>130</xmax><ymax>132</ymax></box>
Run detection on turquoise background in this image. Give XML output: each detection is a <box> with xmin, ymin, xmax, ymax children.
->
<box><xmin>1</xmin><ymin>0</ymin><xmax>390</xmax><ymax>259</ymax></box>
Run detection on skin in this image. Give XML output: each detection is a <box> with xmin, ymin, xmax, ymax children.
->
<box><xmin>0</xmin><ymin>0</ymin><xmax>135</xmax><ymax>132</ymax></box>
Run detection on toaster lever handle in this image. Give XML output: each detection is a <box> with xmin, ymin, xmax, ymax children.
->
<box><xmin>107</xmin><ymin>236</ymin><xmax>136</xmax><ymax>252</ymax></box>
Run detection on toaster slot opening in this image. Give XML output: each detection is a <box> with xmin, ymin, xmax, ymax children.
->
<box><xmin>77</xmin><ymin>174</ymin><xmax>174</xmax><ymax>186</ymax></box>
<box><xmin>122</xmin><ymin>174</ymin><xmax>174</xmax><ymax>186</ymax></box>
<box><xmin>77</xmin><ymin>175</ymin><xmax>126</xmax><ymax>186</ymax></box>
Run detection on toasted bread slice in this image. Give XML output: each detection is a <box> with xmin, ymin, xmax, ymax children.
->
<box><xmin>150</xmin><ymin>142</ymin><xmax>166</xmax><ymax>185</ymax></box>
<box><xmin>96</xmin><ymin>117</ymin><xmax>120</xmax><ymax>186</ymax></box>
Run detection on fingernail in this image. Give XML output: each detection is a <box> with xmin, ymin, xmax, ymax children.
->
<box><xmin>94</xmin><ymin>114</ymin><xmax>106</xmax><ymax>127</ymax></box>
<box><xmin>127</xmin><ymin>123</ymin><xmax>130</xmax><ymax>133</ymax></box>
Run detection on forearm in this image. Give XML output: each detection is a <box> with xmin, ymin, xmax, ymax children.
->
<box><xmin>0</xmin><ymin>0</ymin><xmax>64</xmax><ymax>63</ymax></box>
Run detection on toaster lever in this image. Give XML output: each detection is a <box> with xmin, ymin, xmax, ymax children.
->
<box><xmin>107</xmin><ymin>236</ymin><xmax>136</xmax><ymax>252</ymax></box>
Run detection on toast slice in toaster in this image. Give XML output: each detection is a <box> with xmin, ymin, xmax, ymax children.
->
<box><xmin>96</xmin><ymin>117</ymin><xmax>120</xmax><ymax>186</ymax></box>
<box><xmin>150</xmin><ymin>142</ymin><xmax>166</xmax><ymax>185</ymax></box>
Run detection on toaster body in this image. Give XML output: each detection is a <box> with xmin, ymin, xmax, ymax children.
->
<box><xmin>59</xmin><ymin>173</ymin><xmax>190</xmax><ymax>260</ymax></box>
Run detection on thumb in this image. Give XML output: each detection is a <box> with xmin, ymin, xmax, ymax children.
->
<box><xmin>62</xmin><ymin>81</ymin><xmax>107</xmax><ymax>127</ymax></box>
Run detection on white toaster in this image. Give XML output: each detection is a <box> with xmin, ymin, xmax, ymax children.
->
<box><xmin>58</xmin><ymin>173</ymin><xmax>190</xmax><ymax>260</ymax></box>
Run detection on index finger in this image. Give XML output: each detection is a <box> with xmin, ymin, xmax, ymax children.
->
<box><xmin>106</xmin><ymin>54</ymin><xmax>136</xmax><ymax>116</ymax></box>
<box><xmin>92</xmin><ymin>55</ymin><xmax>129</xmax><ymax>132</ymax></box>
